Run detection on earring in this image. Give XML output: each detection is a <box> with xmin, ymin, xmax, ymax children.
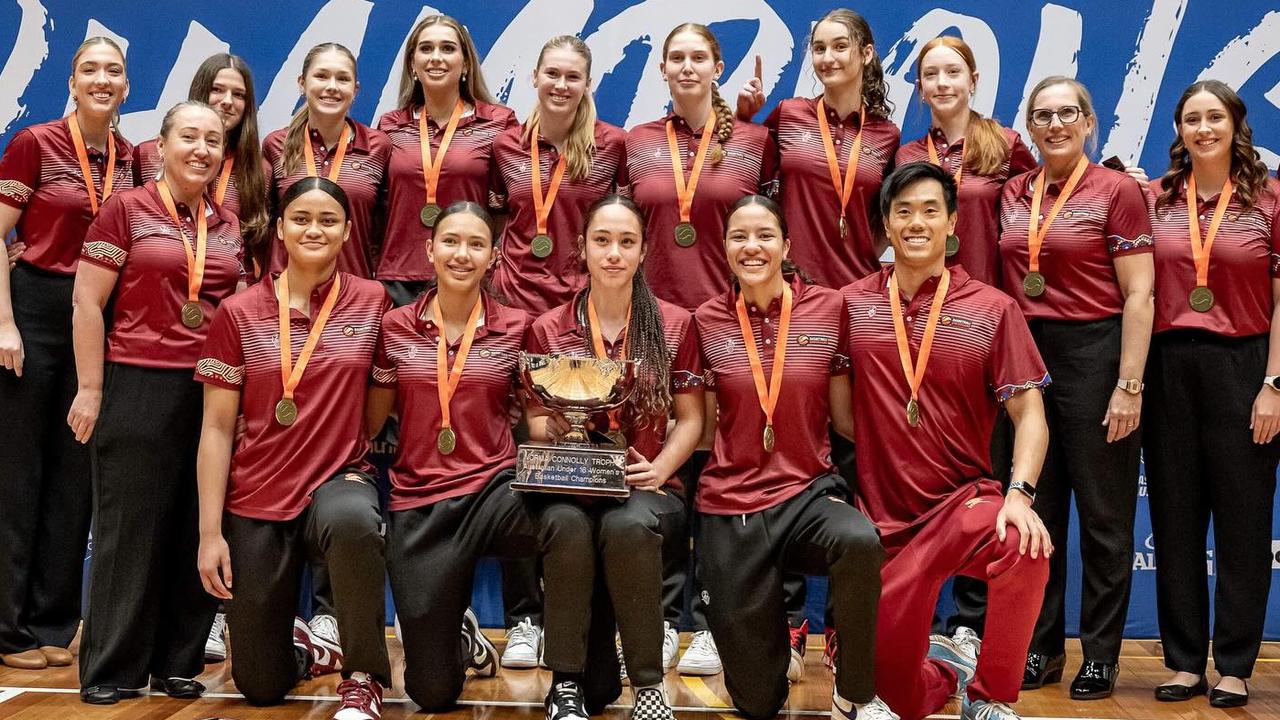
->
<box><xmin>461</xmin><ymin>73</ymin><xmax>467</xmax><ymax>83</ymax></box>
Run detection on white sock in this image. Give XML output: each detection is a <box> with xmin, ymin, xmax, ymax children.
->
<box><xmin>349</xmin><ymin>671</ymin><xmax>370</xmax><ymax>683</ymax></box>
<box><xmin>833</xmin><ymin>689</ymin><xmax>854</xmax><ymax>712</ymax></box>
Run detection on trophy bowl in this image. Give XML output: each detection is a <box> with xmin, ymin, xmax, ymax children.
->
<box><xmin>514</xmin><ymin>353</ymin><xmax>639</xmax><ymax>497</ymax></box>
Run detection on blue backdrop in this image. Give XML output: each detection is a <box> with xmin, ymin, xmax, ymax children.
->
<box><xmin>9</xmin><ymin>0</ymin><xmax>1278</xmax><ymax>638</ymax></box>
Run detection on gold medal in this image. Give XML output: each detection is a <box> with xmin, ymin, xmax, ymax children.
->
<box><xmin>838</xmin><ymin>215</ymin><xmax>847</xmax><ymax>238</ymax></box>
<box><xmin>604</xmin><ymin>429</ymin><xmax>627</xmax><ymax>448</ymax></box>
<box><xmin>763</xmin><ymin>424</ymin><xmax>776</xmax><ymax>452</ymax></box>
<box><xmin>275</xmin><ymin>397</ymin><xmax>298</xmax><ymax>426</ymax></box>
<box><xmin>1023</xmin><ymin>271</ymin><xmax>1046</xmax><ymax>297</ymax></box>
<box><xmin>906</xmin><ymin>398</ymin><xmax>920</xmax><ymax>428</ymax></box>
<box><xmin>437</xmin><ymin>426</ymin><xmax>457</xmax><ymax>454</ymax></box>
<box><xmin>674</xmin><ymin>222</ymin><xmax>697</xmax><ymax>247</ymax></box>
<box><xmin>945</xmin><ymin>234</ymin><xmax>960</xmax><ymax>258</ymax></box>
<box><xmin>180</xmin><ymin>301</ymin><xmax>204</xmax><ymax>329</ymax></box>
<box><xmin>1189</xmin><ymin>286</ymin><xmax>1214</xmax><ymax>313</ymax></box>
<box><xmin>420</xmin><ymin>203</ymin><xmax>441</xmax><ymax>228</ymax></box>
<box><xmin>531</xmin><ymin>234</ymin><xmax>554</xmax><ymax>259</ymax></box>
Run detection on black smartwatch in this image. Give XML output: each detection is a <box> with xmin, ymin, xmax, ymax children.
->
<box><xmin>1008</xmin><ymin>480</ymin><xmax>1036</xmax><ymax>501</ymax></box>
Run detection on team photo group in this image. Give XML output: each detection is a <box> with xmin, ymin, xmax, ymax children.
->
<box><xmin>0</xmin><ymin>6</ymin><xmax>1276</xmax><ymax>720</ymax></box>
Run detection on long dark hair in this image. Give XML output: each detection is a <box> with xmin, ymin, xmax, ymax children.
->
<box><xmin>724</xmin><ymin>194</ymin><xmax>811</xmax><ymax>284</ymax></box>
<box><xmin>189</xmin><ymin>53</ymin><xmax>270</xmax><ymax>272</ymax></box>
<box><xmin>279</xmin><ymin>176</ymin><xmax>351</xmax><ymax>219</ymax></box>
<box><xmin>812</xmin><ymin>9</ymin><xmax>892</xmax><ymax>119</ymax></box>
<box><xmin>1156</xmin><ymin>80</ymin><xmax>1272</xmax><ymax>214</ymax></box>
<box><xmin>578</xmin><ymin>194</ymin><xmax>672</xmax><ymax>424</ymax></box>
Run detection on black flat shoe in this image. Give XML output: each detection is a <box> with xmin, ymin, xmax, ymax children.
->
<box><xmin>1022</xmin><ymin>652</ymin><xmax>1066</xmax><ymax>690</ymax></box>
<box><xmin>1070</xmin><ymin>661</ymin><xmax>1118</xmax><ymax>700</ymax></box>
<box><xmin>1154</xmin><ymin>676</ymin><xmax>1207</xmax><ymax>701</ymax></box>
<box><xmin>150</xmin><ymin>676</ymin><xmax>206</xmax><ymax>699</ymax></box>
<box><xmin>1210</xmin><ymin>681</ymin><xmax>1248</xmax><ymax>708</ymax></box>
<box><xmin>79</xmin><ymin>685</ymin><xmax>142</xmax><ymax>705</ymax></box>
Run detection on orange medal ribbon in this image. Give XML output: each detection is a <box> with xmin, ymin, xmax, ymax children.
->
<box><xmin>926</xmin><ymin>132</ymin><xmax>965</xmax><ymax>185</ymax></box>
<box><xmin>302</xmin><ymin>122</ymin><xmax>351</xmax><ymax>182</ymax></box>
<box><xmin>815</xmin><ymin>98</ymin><xmax>865</xmax><ymax>237</ymax></box>
<box><xmin>213</xmin><ymin>156</ymin><xmax>235</xmax><ymax>205</ymax></box>
<box><xmin>888</xmin><ymin>269</ymin><xmax>950</xmax><ymax>428</ymax></box>
<box><xmin>274</xmin><ymin>270</ymin><xmax>342</xmax><ymax>426</ymax></box>
<box><xmin>665</xmin><ymin>114</ymin><xmax>717</xmax><ymax>225</ymax></box>
<box><xmin>66</xmin><ymin>114</ymin><xmax>117</xmax><ymax>216</ymax></box>
<box><xmin>530</xmin><ymin>119</ymin><xmax>568</xmax><ymax>237</ymax></box>
<box><xmin>588</xmin><ymin>293</ymin><xmax>631</xmax><ymax>442</ymax></box>
<box><xmin>1027</xmin><ymin>156</ymin><xmax>1090</xmax><ymax>275</ymax></box>
<box><xmin>156</xmin><ymin>180</ymin><xmax>209</xmax><ymax>328</ymax></box>
<box><xmin>734</xmin><ymin>284</ymin><xmax>793</xmax><ymax>452</ymax></box>
<box><xmin>1186</xmin><ymin>174</ymin><xmax>1234</xmax><ymax>291</ymax></box>
<box><xmin>432</xmin><ymin>293</ymin><xmax>483</xmax><ymax>455</ymax></box>
<box><xmin>420</xmin><ymin>99</ymin><xmax>465</xmax><ymax>208</ymax></box>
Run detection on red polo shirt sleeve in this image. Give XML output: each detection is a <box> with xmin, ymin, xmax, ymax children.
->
<box><xmin>79</xmin><ymin>193</ymin><xmax>131</xmax><ymax>271</ymax></box>
<box><xmin>1008</xmin><ymin>133</ymin><xmax>1038</xmax><ymax>176</ymax></box>
<box><xmin>372</xmin><ymin>317</ymin><xmax>398</xmax><ymax>388</ymax></box>
<box><xmin>1107</xmin><ymin>178</ymin><xmax>1154</xmax><ymax>257</ymax></box>
<box><xmin>1270</xmin><ymin>198</ymin><xmax>1280</xmax><ymax>278</ymax></box>
<box><xmin>989</xmin><ymin>298</ymin><xmax>1050</xmax><ymax>401</ymax></box>
<box><xmin>671</xmin><ymin>314</ymin><xmax>703</xmax><ymax>392</ymax></box>
<box><xmin>196</xmin><ymin>304</ymin><xmax>246</xmax><ymax>391</ymax></box>
<box><xmin>0</xmin><ymin>129</ymin><xmax>40</xmax><ymax>209</ymax></box>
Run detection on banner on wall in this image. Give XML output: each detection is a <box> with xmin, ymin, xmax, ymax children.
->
<box><xmin>14</xmin><ymin>0</ymin><xmax>1278</xmax><ymax>636</ymax></box>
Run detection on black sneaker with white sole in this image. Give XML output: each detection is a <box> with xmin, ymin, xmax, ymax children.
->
<box><xmin>546</xmin><ymin>680</ymin><xmax>590</xmax><ymax>720</ymax></box>
<box><xmin>462</xmin><ymin>607</ymin><xmax>497</xmax><ymax>677</ymax></box>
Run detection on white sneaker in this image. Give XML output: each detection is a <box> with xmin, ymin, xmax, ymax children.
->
<box><xmin>310</xmin><ymin>614</ymin><xmax>341</xmax><ymax>648</ymax></box>
<box><xmin>334</xmin><ymin>673</ymin><xmax>383</xmax><ymax>720</ymax></box>
<box><xmin>961</xmin><ymin>695</ymin><xmax>1021</xmax><ymax>720</ymax></box>
<box><xmin>204</xmin><ymin>612</ymin><xmax>227</xmax><ymax>663</ymax></box>
<box><xmin>952</xmin><ymin>626</ymin><xmax>982</xmax><ymax>663</ymax></box>
<box><xmin>676</xmin><ymin>630</ymin><xmax>721</xmax><ymax>675</ymax></box>
<box><xmin>833</xmin><ymin>690</ymin><xmax>899</xmax><ymax>720</ymax></box>
<box><xmin>786</xmin><ymin>619</ymin><xmax>808</xmax><ymax>683</ymax></box>
<box><xmin>662</xmin><ymin>622</ymin><xmax>679</xmax><ymax>671</ymax></box>
<box><xmin>617</xmin><ymin>635</ymin><xmax>629</xmax><ymax>683</ymax></box>
<box><xmin>501</xmin><ymin>617</ymin><xmax>543</xmax><ymax>669</ymax></box>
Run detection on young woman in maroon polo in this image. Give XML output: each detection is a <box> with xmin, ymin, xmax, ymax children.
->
<box><xmin>377</xmin><ymin>15</ymin><xmax>517</xmax><ymax>306</ymax></box>
<box><xmin>366</xmin><ymin>202</ymin><xmax>595</xmax><ymax>715</ymax></box>
<box><xmin>524</xmin><ymin>195</ymin><xmax>703</xmax><ymax>719</ymax></box>
<box><xmin>195</xmin><ymin>177</ymin><xmax>391</xmax><ymax>718</ymax></box>
<box><xmin>66</xmin><ymin>102</ymin><xmax>239</xmax><ymax>705</ymax></box>
<box><xmin>895</xmin><ymin>36</ymin><xmax>1036</xmax><ymax>286</ymax></box>
<box><xmin>693</xmin><ymin>195</ymin><xmax>887</xmax><ymax>720</ymax></box>
<box><xmin>1144</xmin><ymin>81</ymin><xmax>1280</xmax><ymax>708</ymax></box>
<box><xmin>491</xmin><ymin>36</ymin><xmax>628</xmax><ymax>314</ymax></box>
<box><xmin>997</xmin><ymin>77</ymin><xmax>1154</xmax><ymax>700</ymax></box>
<box><xmin>626</xmin><ymin>23</ymin><xmax>776</xmax><ymax>312</ymax></box>
<box><xmin>846</xmin><ymin>161</ymin><xmax>1051</xmax><ymax>720</ymax></box>
<box><xmin>0</xmin><ymin>37</ymin><xmax>134</xmax><ymax>672</ymax></box>
<box><xmin>135</xmin><ymin>54</ymin><xmax>271</xmax><ymax>276</ymax></box>
<box><xmin>264</xmin><ymin>43</ymin><xmax>392</xmax><ymax>279</ymax></box>
<box><xmin>736</xmin><ymin>8</ymin><xmax>900</xmax><ymax>286</ymax></box>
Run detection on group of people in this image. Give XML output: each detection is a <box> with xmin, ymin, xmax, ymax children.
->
<box><xmin>0</xmin><ymin>8</ymin><xmax>1276</xmax><ymax>720</ymax></box>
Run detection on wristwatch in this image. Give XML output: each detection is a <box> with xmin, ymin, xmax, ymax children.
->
<box><xmin>1116</xmin><ymin>378</ymin><xmax>1144</xmax><ymax>395</ymax></box>
<box><xmin>1008</xmin><ymin>480</ymin><xmax>1037</xmax><ymax>501</ymax></box>
<box><xmin>1264</xmin><ymin>375</ymin><xmax>1280</xmax><ymax>392</ymax></box>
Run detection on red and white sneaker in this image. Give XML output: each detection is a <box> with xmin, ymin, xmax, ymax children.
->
<box><xmin>822</xmin><ymin>627</ymin><xmax>838</xmax><ymax>674</ymax></box>
<box><xmin>787</xmin><ymin>619</ymin><xmax>808</xmax><ymax>682</ymax></box>
<box><xmin>293</xmin><ymin>616</ymin><xmax>344</xmax><ymax>678</ymax></box>
<box><xmin>334</xmin><ymin>674</ymin><xmax>383</xmax><ymax>720</ymax></box>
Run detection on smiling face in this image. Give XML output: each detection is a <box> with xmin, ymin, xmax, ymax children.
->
<box><xmin>206</xmin><ymin>67</ymin><xmax>247</xmax><ymax>134</ymax></box>
<box><xmin>884</xmin><ymin>177</ymin><xmax>956</xmax><ymax>270</ymax></box>
<box><xmin>809</xmin><ymin>20</ymin><xmax>871</xmax><ymax>94</ymax></box>
<box><xmin>661</xmin><ymin>30</ymin><xmax>723</xmax><ymax>104</ymax></box>
<box><xmin>533</xmin><ymin>47</ymin><xmax>589</xmax><ymax>120</ymax></box>
<box><xmin>69</xmin><ymin>43</ymin><xmax>129</xmax><ymax>118</ymax></box>
<box><xmin>583</xmin><ymin>203</ymin><xmax>645</xmax><ymax>292</ymax></box>
<box><xmin>157</xmin><ymin>105</ymin><xmax>224</xmax><ymax>194</ymax></box>
<box><xmin>1179</xmin><ymin>90</ymin><xmax>1234</xmax><ymax>169</ymax></box>
<box><xmin>1027</xmin><ymin>82</ymin><xmax>1094</xmax><ymax>166</ymax></box>
<box><xmin>917</xmin><ymin>45</ymin><xmax>975</xmax><ymax>118</ymax></box>
<box><xmin>413</xmin><ymin>24</ymin><xmax>466</xmax><ymax>98</ymax></box>
<box><xmin>299</xmin><ymin>49</ymin><xmax>357</xmax><ymax>122</ymax></box>
<box><xmin>428</xmin><ymin>212</ymin><xmax>495</xmax><ymax>295</ymax></box>
<box><xmin>278</xmin><ymin>189</ymin><xmax>350</xmax><ymax>269</ymax></box>
<box><xmin>725</xmin><ymin>203</ymin><xmax>790</xmax><ymax>289</ymax></box>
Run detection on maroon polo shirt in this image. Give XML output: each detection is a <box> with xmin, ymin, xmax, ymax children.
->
<box><xmin>765</xmin><ymin>97</ymin><xmax>900</xmax><ymax>287</ymax></box>
<box><xmin>372</xmin><ymin>290</ymin><xmax>530</xmax><ymax>511</ymax></box>
<box><xmin>375</xmin><ymin>101</ymin><xmax>518</xmax><ymax>282</ymax></box>
<box><xmin>80</xmin><ymin>181</ymin><xmax>242</xmax><ymax>369</ymax></box>
<box><xmin>262</xmin><ymin>118</ymin><xmax>391</xmax><ymax>278</ymax></box>
<box><xmin>627</xmin><ymin>115</ymin><xmax>777</xmax><ymax>311</ymax></box>
<box><xmin>196</xmin><ymin>272</ymin><xmax>389</xmax><ymax>521</ymax></box>
<box><xmin>0</xmin><ymin>118</ymin><xmax>134</xmax><ymax>275</ymax></box>
<box><xmin>843</xmin><ymin>267</ymin><xmax>1049</xmax><ymax>537</ymax></box>
<box><xmin>526</xmin><ymin>289</ymin><xmax>704</xmax><ymax>491</ymax></box>
<box><xmin>491</xmin><ymin>120</ymin><xmax>628</xmax><ymax>314</ymax></box>
<box><xmin>133</xmin><ymin>139</ymin><xmax>272</xmax><ymax>222</ymax></box>
<box><xmin>895</xmin><ymin>126</ymin><xmax>1037</xmax><ymax>286</ymax></box>
<box><xmin>1150</xmin><ymin>178</ymin><xmax>1280</xmax><ymax>337</ymax></box>
<box><xmin>998</xmin><ymin>163</ymin><xmax>1153</xmax><ymax>321</ymax></box>
<box><xmin>694</xmin><ymin>275</ymin><xmax>848</xmax><ymax>514</ymax></box>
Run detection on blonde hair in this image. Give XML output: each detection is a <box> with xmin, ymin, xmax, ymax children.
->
<box><xmin>915</xmin><ymin>36</ymin><xmax>1009</xmax><ymax>176</ymax></box>
<box><xmin>1026</xmin><ymin>75</ymin><xmax>1099</xmax><ymax>155</ymax></box>
<box><xmin>396</xmin><ymin>15</ymin><xmax>496</xmax><ymax>109</ymax></box>
<box><xmin>662</xmin><ymin>23</ymin><xmax>733</xmax><ymax>163</ymax></box>
<box><xmin>524</xmin><ymin>36</ymin><xmax>597</xmax><ymax>181</ymax></box>
<box><xmin>282</xmin><ymin>43</ymin><xmax>357</xmax><ymax>176</ymax></box>
<box><xmin>69</xmin><ymin>37</ymin><xmax>128</xmax><ymax>127</ymax></box>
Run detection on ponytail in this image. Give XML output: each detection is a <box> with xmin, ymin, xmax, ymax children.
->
<box><xmin>282</xmin><ymin>43</ymin><xmax>357</xmax><ymax>176</ymax></box>
<box><xmin>708</xmin><ymin>83</ymin><xmax>734</xmax><ymax>165</ymax></box>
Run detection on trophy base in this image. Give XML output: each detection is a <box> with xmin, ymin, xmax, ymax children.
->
<box><xmin>513</xmin><ymin>443</ymin><xmax>630</xmax><ymax>498</ymax></box>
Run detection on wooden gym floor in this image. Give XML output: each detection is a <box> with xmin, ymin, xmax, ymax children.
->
<box><xmin>0</xmin><ymin>633</ymin><xmax>1276</xmax><ymax>719</ymax></box>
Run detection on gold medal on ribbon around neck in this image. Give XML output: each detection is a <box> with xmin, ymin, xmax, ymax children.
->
<box><xmin>1023</xmin><ymin>271</ymin><xmax>1046</xmax><ymax>297</ymax></box>
<box><xmin>180</xmin><ymin>301</ymin><xmax>204</xmax><ymax>329</ymax></box>
<box><xmin>1189</xmin><ymin>286</ymin><xmax>1214</xmax><ymax>313</ymax></box>
<box><xmin>437</xmin><ymin>426</ymin><xmax>458</xmax><ymax>454</ymax></box>
<box><xmin>531</xmin><ymin>234</ymin><xmax>554</xmax><ymax>258</ymax></box>
<box><xmin>420</xmin><ymin>203</ymin><xmax>441</xmax><ymax>228</ymax></box>
<box><xmin>275</xmin><ymin>397</ymin><xmax>298</xmax><ymax>426</ymax></box>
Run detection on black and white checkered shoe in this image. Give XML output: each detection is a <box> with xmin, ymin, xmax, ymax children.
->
<box><xmin>631</xmin><ymin>687</ymin><xmax>674</xmax><ymax>720</ymax></box>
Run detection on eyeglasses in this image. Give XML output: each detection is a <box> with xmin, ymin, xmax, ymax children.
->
<box><xmin>1030</xmin><ymin>105</ymin><xmax>1085</xmax><ymax>127</ymax></box>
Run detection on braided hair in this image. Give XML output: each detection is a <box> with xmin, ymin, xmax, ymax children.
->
<box><xmin>577</xmin><ymin>195</ymin><xmax>672</xmax><ymax>426</ymax></box>
<box><xmin>663</xmin><ymin>23</ymin><xmax>733</xmax><ymax>164</ymax></box>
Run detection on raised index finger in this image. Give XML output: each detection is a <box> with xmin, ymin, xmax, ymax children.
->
<box><xmin>754</xmin><ymin>54</ymin><xmax>763</xmax><ymax>82</ymax></box>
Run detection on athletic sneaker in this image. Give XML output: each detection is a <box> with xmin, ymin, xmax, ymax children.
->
<box><xmin>502</xmin><ymin>617</ymin><xmax>543</xmax><ymax>669</ymax></box>
<box><xmin>462</xmin><ymin>607</ymin><xmax>498</xmax><ymax>677</ymax></box>
<box><xmin>311</xmin><ymin>614</ymin><xmax>341</xmax><ymax>648</ymax></box>
<box><xmin>929</xmin><ymin>633</ymin><xmax>978</xmax><ymax>697</ymax></box>
<box><xmin>822</xmin><ymin>627</ymin><xmax>838</xmax><ymax>673</ymax></box>
<box><xmin>545</xmin><ymin>679</ymin><xmax>590</xmax><ymax>720</ymax></box>
<box><xmin>292</xmin><ymin>616</ymin><xmax>343</xmax><ymax>677</ymax></box>
<box><xmin>832</xmin><ymin>689</ymin><xmax>899</xmax><ymax>720</ymax></box>
<box><xmin>631</xmin><ymin>686</ymin><xmax>675</xmax><ymax>720</ymax></box>
<box><xmin>617</xmin><ymin>637</ymin><xmax>629</xmax><ymax>683</ymax></box>
<box><xmin>334</xmin><ymin>674</ymin><xmax>383</xmax><ymax>720</ymax></box>
<box><xmin>676</xmin><ymin>630</ymin><xmax>721</xmax><ymax>675</ymax></box>
<box><xmin>786</xmin><ymin>619</ymin><xmax>808</xmax><ymax>682</ymax></box>
<box><xmin>952</xmin><ymin>626</ymin><xmax>982</xmax><ymax>662</ymax></box>
<box><xmin>961</xmin><ymin>695</ymin><xmax>1021</xmax><ymax>720</ymax></box>
<box><xmin>204</xmin><ymin>612</ymin><xmax>227</xmax><ymax>663</ymax></box>
<box><xmin>661</xmin><ymin>622</ymin><xmax>680</xmax><ymax>671</ymax></box>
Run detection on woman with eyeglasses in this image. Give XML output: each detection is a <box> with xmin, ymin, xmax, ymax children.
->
<box><xmin>997</xmin><ymin>76</ymin><xmax>1154</xmax><ymax>701</ymax></box>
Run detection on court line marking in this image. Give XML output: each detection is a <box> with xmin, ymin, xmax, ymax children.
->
<box><xmin>0</xmin><ymin>689</ymin><xmax>23</xmax><ymax>704</ymax></box>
